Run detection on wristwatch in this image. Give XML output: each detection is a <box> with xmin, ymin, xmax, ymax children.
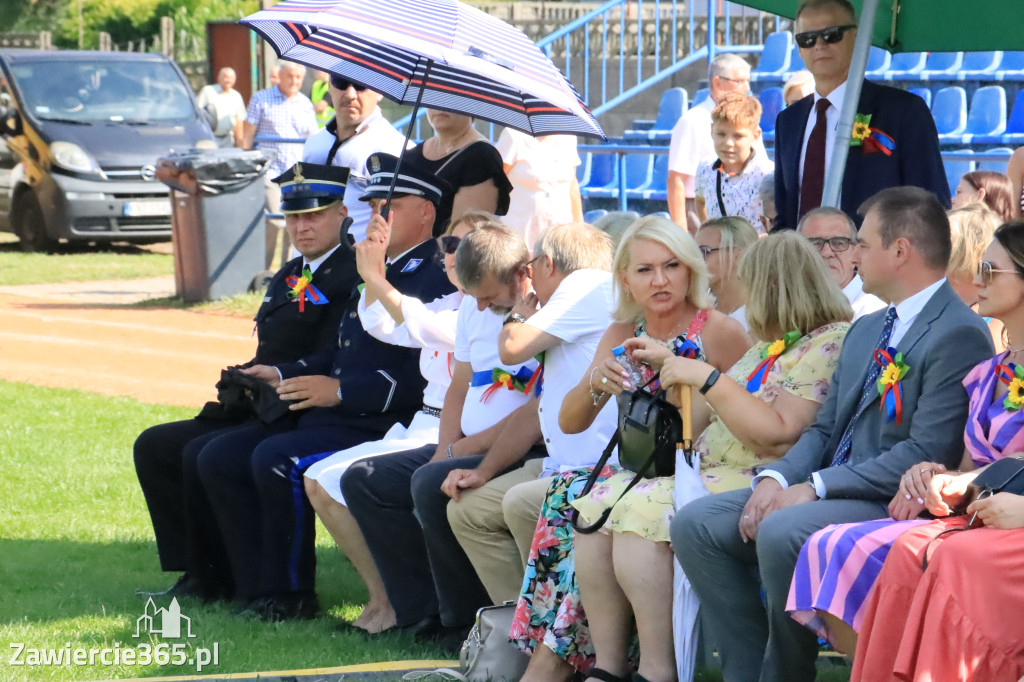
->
<box><xmin>503</xmin><ymin>312</ymin><xmax>527</xmax><ymax>326</ymax></box>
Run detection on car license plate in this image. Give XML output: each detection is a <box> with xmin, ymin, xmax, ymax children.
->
<box><xmin>123</xmin><ymin>199</ymin><xmax>171</xmax><ymax>217</ymax></box>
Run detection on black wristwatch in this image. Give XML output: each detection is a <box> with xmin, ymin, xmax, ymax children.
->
<box><xmin>699</xmin><ymin>368</ymin><xmax>721</xmax><ymax>395</ymax></box>
<box><xmin>503</xmin><ymin>312</ymin><xmax>527</xmax><ymax>326</ymax></box>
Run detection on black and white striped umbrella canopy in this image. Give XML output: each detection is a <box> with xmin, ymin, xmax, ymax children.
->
<box><xmin>242</xmin><ymin>0</ymin><xmax>605</xmax><ymax>139</ymax></box>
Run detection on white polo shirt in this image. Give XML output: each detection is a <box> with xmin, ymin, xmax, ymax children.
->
<box><xmin>527</xmin><ymin>270</ymin><xmax>618</xmax><ymax>473</ymax></box>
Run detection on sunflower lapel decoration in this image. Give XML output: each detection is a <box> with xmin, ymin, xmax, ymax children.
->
<box><xmin>286</xmin><ymin>266</ymin><xmax>328</xmax><ymax>313</ymax></box>
<box><xmin>995</xmin><ymin>363</ymin><xmax>1024</xmax><ymax>411</ymax></box>
<box><xmin>746</xmin><ymin>330</ymin><xmax>801</xmax><ymax>393</ymax></box>
<box><xmin>850</xmin><ymin>113</ymin><xmax>895</xmax><ymax>157</ymax></box>
<box><xmin>875</xmin><ymin>347</ymin><xmax>910</xmax><ymax>423</ymax></box>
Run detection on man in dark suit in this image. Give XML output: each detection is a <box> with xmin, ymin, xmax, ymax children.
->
<box><xmin>673</xmin><ymin>186</ymin><xmax>993</xmax><ymax>682</ymax></box>
<box><xmin>134</xmin><ymin>163</ymin><xmax>357</xmax><ymax>602</ymax></box>
<box><xmin>773</xmin><ymin>0</ymin><xmax>950</xmax><ymax>230</ymax></box>
<box><xmin>198</xmin><ymin>154</ymin><xmax>457</xmax><ymax>621</ymax></box>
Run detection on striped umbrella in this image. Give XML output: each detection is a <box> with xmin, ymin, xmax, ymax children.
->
<box><xmin>241</xmin><ymin>0</ymin><xmax>604</xmax><ymax>140</ymax></box>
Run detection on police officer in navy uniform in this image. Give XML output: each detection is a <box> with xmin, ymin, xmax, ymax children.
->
<box><xmin>134</xmin><ymin>162</ymin><xmax>358</xmax><ymax>602</ymax></box>
<box><xmin>198</xmin><ymin>154</ymin><xmax>457</xmax><ymax>621</ymax></box>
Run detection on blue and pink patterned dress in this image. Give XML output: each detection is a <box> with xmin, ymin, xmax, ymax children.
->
<box><xmin>787</xmin><ymin>352</ymin><xmax>1024</xmax><ymax>636</ymax></box>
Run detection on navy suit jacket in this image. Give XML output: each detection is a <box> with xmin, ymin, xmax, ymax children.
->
<box><xmin>773</xmin><ymin>79</ymin><xmax>950</xmax><ymax>230</ymax></box>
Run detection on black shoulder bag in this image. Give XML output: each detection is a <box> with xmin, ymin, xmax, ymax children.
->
<box><xmin>570</xmin><ymin>374</ymin><xmax>682</xmax><ymax>534</ymax></box>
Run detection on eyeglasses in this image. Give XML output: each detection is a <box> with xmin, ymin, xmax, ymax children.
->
<box><xmin>717</xmin><ymin>75</ymin><xmax>750</xmax><ymax>86</ymax></box>
<box><xmin>977</xmin><ymin>261</ymin><xmax>1021</xmax><ymax>286</ymax></box>
<box><xmin>794</xmin><ymin>24</ymin><xmax>858</xmax><ymax>49</ymax></box>
<box><xmin>439</xmin><ymin>235</ymin><xmax>461</xmax><ymax>254</ymax></box>
<box><xmin>807</xmin><ymin>237</ymin><xmax>855</xmax><ymax>253</ymax></box>
<box><xmin>329</xmin><ymin>76</ymin><xmax>368</xmax><ymax>92</ymax></box>
<box><xmin>698</xmin><ymin>246</ymin><xmax>722</xmax><ymax>259</ymax></box>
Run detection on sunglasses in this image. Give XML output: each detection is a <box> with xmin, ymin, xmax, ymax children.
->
<box><xmin>329</xmin><ymin>76</ymin><xmax>368</xmax><ymax>92</ymax></box>
<box><xmin>807</xmin><ymin>236</ymin><xmax>855</xmax><ymax>253</ymax></box>
<box><xmin>439</xmin><ymin>235</ymin><xmax>461</xmax><ymax>254</ymax></box>
<box><xmin>977</xmin><ymin>261</ymin><xmax>1021</xmax><ymax>286</ymax></box>
<box><xmin>794</xmin><ymin>24</ymin><xmax>857</xmax><ymax>49</ymax></box>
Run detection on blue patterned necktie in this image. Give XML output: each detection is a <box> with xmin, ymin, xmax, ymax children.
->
<box><xmin>830</xmin><ymin>306</ymin><xmax>899</xmax><ymax>467</ymax></box>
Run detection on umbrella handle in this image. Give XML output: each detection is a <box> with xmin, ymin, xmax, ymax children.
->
<box><xmin>668</xmin><ymin>385</ymin><xmax>694</xmax><ymax>445</ymax></box>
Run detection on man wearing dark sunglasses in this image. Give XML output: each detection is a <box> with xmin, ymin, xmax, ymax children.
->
<box><xmin>303</xmin><ymin>74</ymin><xmax>406</xmax><ymax>244</ymax></box>
<box><xmin>772</xmin><ymin>0</ymin><xmax>949</xmax><ymax>230</ymax></box>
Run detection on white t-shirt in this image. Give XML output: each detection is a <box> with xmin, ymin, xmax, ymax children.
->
<box><xmin>667</xmin><ymin>97</ymin><xmax>716</xmax><ymax>197</ymax></box>
<box><xmin>527</xmin><ymin>270</ymin><xmax>617</xmax><ymax>472</ymax></box>
<box><xmin>358</xmin><ymin>290</ymin><xmax>463</xmax><ymax>409</ymax></box>
<box><xmin>843</xmin><ymin>274</ymin><xmax>886</xmax><ymax>321</ymax></box>
<box><xmin>455</xmin><ymin>299</ymin><xmax>539</xmax><ymax>436</ymax></box>
<box><xmin>196</xmin><ymin>84</ymin><xmax>247</xmax><ymax>146</ymax></box>
<box><xmin>302</xmin><ymin>109</ymin><xmax>407</xmax><ymax>243</ymax></box>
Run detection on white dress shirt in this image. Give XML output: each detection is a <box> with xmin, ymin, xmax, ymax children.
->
<box><xmin>798</xmin><ymin>80</ymin><xmax>849</xmax><ymax>201</ymax></box>
<box><xmin>843</xmin><ymin>275</ymin><xmax>887</xmax><ymax>321</ymax></box>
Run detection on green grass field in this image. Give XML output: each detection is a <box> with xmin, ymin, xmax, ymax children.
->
<box><xmin>0</xmin><ymin>240</ymin><xmax>174</xmax><ymax>287</ymax></box>
<box><xmin>0</xmin><ymin>381</ymin><xmax>444</xmax><ymax>681</ymax></box>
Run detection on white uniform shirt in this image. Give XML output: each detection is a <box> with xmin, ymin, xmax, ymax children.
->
<box><xmin>526</xmin><ymin>270</ymin><xmax>617</xmax><ymax>473</ymax></box>
<box><xmin>303</xmin><ymin>109</ymin><xmax>407</xmax><ymax>243</ymax></box>
<box><xmin>455</xmin><ymin>299</ymin><xmax>539</xmax><ymax>436</ymax></box>
<box><xmin>358</xmin><ymin>290</ymin><xmax>463</xmax><ymax>409</ymax></box>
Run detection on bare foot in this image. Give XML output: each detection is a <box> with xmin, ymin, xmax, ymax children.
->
<box><xmin>520</xmin><ymin>644</ymin><xmax>576</xmax><ymax>682</ymax></box>
<box><xmin>362</xmin><ymin>605</ymin><xmax>397</xmax><ymax>634</ymax></box>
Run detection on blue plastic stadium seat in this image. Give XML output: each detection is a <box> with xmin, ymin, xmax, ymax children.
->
<box><xmin>589</xmin><ymin>153</ymin><xmax>653</xmax><ymax>199</ymax></box>
<box><xmin>632</xmin><ymin>155</ymin><xmax>670</xmax><ymax>201</ymax></box>
<box><xmin>962</xmin><ymin>86</ymin><xmax>1007</xmax><ymax>144</ymax></box>
<box><xmin>919</xmin><ymin>52</ymin><xmax>964</xmax><ymax>81</ymax></box>
<box><xmin>908</xmin><ymin>87</ymin><xmax>932</xmax><ymax>108</ymax></box>
<box><xmin>1002</xmin><ymin>90</ymin><xmax>1024</xmax><ymax>145</ymax></box>
<box><xmin>883</xmin><ymin>52</ymin><xmax>927</xmax><ymax>81</ymax></box>
<box><xmin>576</xmin><ymin>152</ymin><xmax>592</xmax><ymax>185</ymax></box>
<box><xmin>957</xmin><ymin>51</ymin><xmax>1003</xmax><ymax>81</ymax></box>
<box><xmin>583</xmin><ymin>209</ymin><xmax>608</xmax><ymax>223</ymax></box>
<box><xmin>943</xmin><ymin>150</ymin><xmax>974</xmax><ymax>195</ymax></box>
<box><xmin>692</xmin><ymin>88</ymin><xmax>710</xmax><ymax>107</ymax></box>
<box><xmin>759</xmin><ymin>87</ymin><xmax>784</xmax><ymax>143</ymax></box>
<box><xmin>751</xmin><ymin>31</ymin><xmax>793</xmax><ymax>83</ymax></box>
<box><xmin>932</xmin><ymin>86</ymin><xmax>968</xmax><ymax>144</ymax></box>
<box><xmin>784</xmin><ymin>45</ymin><xmax>805</xmax><ymax>79</ymax></box>
<box><xmin>864</xmin><ymin>46</ymin><xmax>892</xmax><ymax>79</ymax></box>
<box><xmin>581</xmin><ymin>153</ymin><xmax>617</xmax><ymax>199</ymax></box>
<box><xmin>975</xmin><ymin>147</ymin><xmax>1013</xmax><ymax>174</ymax></box>
<box><xmin>625</xmin><ymin>88</ymin><xmax>689</xmax><ymax>142</ymax></box>
<box><xmin>996</xmin><ymin>52</ymin><xmax>1024</xmax><ymax>81</ymax></box>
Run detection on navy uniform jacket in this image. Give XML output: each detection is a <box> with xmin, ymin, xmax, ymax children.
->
<box><xmin>277</xmin><ymin>238</ymin><xmax>455</xmax><ymax>431</ymax></box>
<box><xmin>773</xmin><ymin>79</ymin><xmax>950</xmax><ymax>230</ymax></box>
<box><xmin>249</xmin><ymin>246</ymin><xmax>359</xmax><ymax>367</ymax></box>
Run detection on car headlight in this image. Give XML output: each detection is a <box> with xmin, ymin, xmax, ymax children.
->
<box><xmin>51</xmin><ymin>141</ymin><xmax>102</xmax><ymax>174</ymax></box>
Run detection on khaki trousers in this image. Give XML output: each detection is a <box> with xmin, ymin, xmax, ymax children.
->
<box><xmin>263</xmin><ymin>177</ymin><xmax>288</xmax><ymax>269</ymax></box>
<box><xmin>447</xmin><ymin>458</ymin><xmax>553</xmax><ymax>604</ymax></box>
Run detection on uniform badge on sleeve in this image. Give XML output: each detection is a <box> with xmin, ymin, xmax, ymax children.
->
<box><xmin>400</xmin><ymin>258</ymin><xmax>423</xmax><ymax>273</ymax></box>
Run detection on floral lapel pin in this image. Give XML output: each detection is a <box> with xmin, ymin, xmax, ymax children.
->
<box><xmin>851</xmin><ymin>113</ymin><xmax>895</xmax><ymax>156</ymax></box>
<box><xmin>996</xmin><ymin>363</ymin><xmax>1024</xmax><ymax>411</ymax></box>
<box><xmin>875</xmin><ymin>347</ymin><xmax>910</xmax><ymax>423</ymax></box>
<box><xmin>746</xmin><ymin>330</ymin><xmax>801</xmax><ymax>393</ymax></box>
<box><xmin>286</xmin><ymin>266</ymin><xmax>328</xmax><ymax>313</ymax></box>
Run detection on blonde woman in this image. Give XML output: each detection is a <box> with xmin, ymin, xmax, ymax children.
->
<box><xmin>947</xmin><ymin>204</ymin><xmax>1004</xmax><ymax>350</ymax></box>
<box><xmin>695</xmin><ymin>216</ymin><xmax>759</xmax><ymax>330</ymax></box>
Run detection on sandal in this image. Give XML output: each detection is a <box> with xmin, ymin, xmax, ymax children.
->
<box><xmin>586</xmin><ymin>669</ymin><xmax>628</xmax><ymax>682</ymax></box>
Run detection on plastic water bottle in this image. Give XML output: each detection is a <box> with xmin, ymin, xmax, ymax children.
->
<box><xmin>612</xmin><ymin>345</ymin><xmax>644</xmax><ymax>390</ymax></box>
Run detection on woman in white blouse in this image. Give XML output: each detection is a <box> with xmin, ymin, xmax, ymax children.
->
<box><xmin>303</xmin><ymin>211</ymin><xmax>486</xmax><ymax>633</ymax></box>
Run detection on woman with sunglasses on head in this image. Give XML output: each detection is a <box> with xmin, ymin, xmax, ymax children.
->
<box><xmin>303</xmin><ymin>211</ymin><xmax>488</xmax><ymax>633</ymax></box>
<box><xmin>404</xmin><ymin>109</ymin><xmax>512</xmax><ymax>229</ymax></box>
<box><xmin>787</xmin><ymin>222</ymin><xmax>1024</xmax><ymax>679</ymax></box>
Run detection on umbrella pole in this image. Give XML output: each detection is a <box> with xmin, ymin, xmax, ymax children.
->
<box><xmin>381</xmin><ymin>58</ymin><xmax>435</xmax><ymax>221</ymax></box>
<box><xmin>820</xmin><ymin>0</ymin><xmax>880</xmax><ymax>208</ymax></box>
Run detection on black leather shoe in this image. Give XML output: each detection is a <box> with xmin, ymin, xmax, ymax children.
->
<box><xmin>235</xmin><ymin>592</ymin><xmax>320</xmax><ymax>622</ymax></box>
<box><xmin>135</xmin><ymin>574</ymin><xmax>225</xmax><ymax>602</ymax></box>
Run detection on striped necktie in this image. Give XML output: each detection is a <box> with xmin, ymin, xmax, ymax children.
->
<box><xmin>830</xmin><ymin>306</ymin><xmax>899</xmax><ymax>467</ymax></box>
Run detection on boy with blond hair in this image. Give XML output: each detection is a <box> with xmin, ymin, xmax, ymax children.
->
<box><xmin>695</xmin><ymin>92</ymin><xmax>774</xmax><ymax>231</ymax></box>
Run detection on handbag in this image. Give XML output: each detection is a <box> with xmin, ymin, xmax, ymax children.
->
<box><xmin>401</xmin><ymin>604</ymin><xmax>527</xmax><ymax>682</ymax></box>
<box><xmin>921</xmin><ymin>456</ymin><xmax>1024</xmax><ymax>570</ymax></box>
<box><xmin>571</xmin><ymin>374</ymin><xmax>683</xmax><ymax>534</ymax></box>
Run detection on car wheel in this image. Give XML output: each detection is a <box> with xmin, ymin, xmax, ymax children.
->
<box><xmin>14</xmin><ymin>193</ymin><xmax>54</xmax><ymax>252</ymax></box>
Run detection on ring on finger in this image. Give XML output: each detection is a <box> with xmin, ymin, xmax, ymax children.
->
<box><xmin>601</xmin><ymin>377</ymin><xmax>609</xmax><ymax>384</ymax></box>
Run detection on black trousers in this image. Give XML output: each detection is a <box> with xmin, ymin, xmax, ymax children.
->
<box><xmin>342</xmin><ymin>445</ymin><xmax>505</xmax><ymax>629</ymax></box>
<box><xmin>198</xmin><ymin>420</ymin><xmax>383</xmax><ymax>601</ymax></box>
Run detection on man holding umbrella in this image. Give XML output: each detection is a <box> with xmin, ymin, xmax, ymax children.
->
<box><xmin>772</xmin><ymin>0</ymin><xmax>949</xmax><ymax>229</ymax></box>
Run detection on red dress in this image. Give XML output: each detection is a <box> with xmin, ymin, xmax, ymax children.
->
<box><xmin>851</xmin><ymin>517</ymin><xmax>1024</xmax><ymax>682</ymax></box>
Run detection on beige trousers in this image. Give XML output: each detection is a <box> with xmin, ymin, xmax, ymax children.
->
<box><xmin>447</xmin><ymin>458</ymin><xmax>554</xmax><ymax>604</ymax></box>
<box><xmin>263</xmin><ymin>177</ymin><xmax>288</xmax><ymax>269</ymax></box>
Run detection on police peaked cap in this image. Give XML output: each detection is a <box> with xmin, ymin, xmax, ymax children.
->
<box><xmin>273</xmin><ymin>162</ymin><xmax>350</xmax><ymax>214</ymax></box>
<box><xmin>359</xmin><ymin>153</ymin><xmax>451</xmax><ymax>207</ymax></box>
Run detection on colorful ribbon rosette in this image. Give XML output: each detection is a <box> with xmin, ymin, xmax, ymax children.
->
<box><xmin>875</xmin><ymin>347</ymin><xmax>910</xmax><ymax>423</ymax></box>
<box><xmin>471</xmin><ymin>366</ymin><xmax>541</xmax><ymax>403</ymax></box>
<box><xmin>850</xmin><ymin>113</ymin><xmax>895</xmax><ymax>156</ymax></box>
<box><xmin>745</xmin><ymin>330</ymin><xmax>801</xmax><ymax>393</ymax></box>
<box><xmin>995</xmin><ymin>363</ymin><xmax>1024</xmax><ymax>411</ymax></box>
<box><xmin>286</xmin><ymin>266</ymin><xmax>328</xmax><ymax>313</ymax></box>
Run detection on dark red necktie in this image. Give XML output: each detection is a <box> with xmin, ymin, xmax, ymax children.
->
<box><xmin>799</xmin><ymin>98</ymin><xmax>831</xmax><ymax>219</ymax></box>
